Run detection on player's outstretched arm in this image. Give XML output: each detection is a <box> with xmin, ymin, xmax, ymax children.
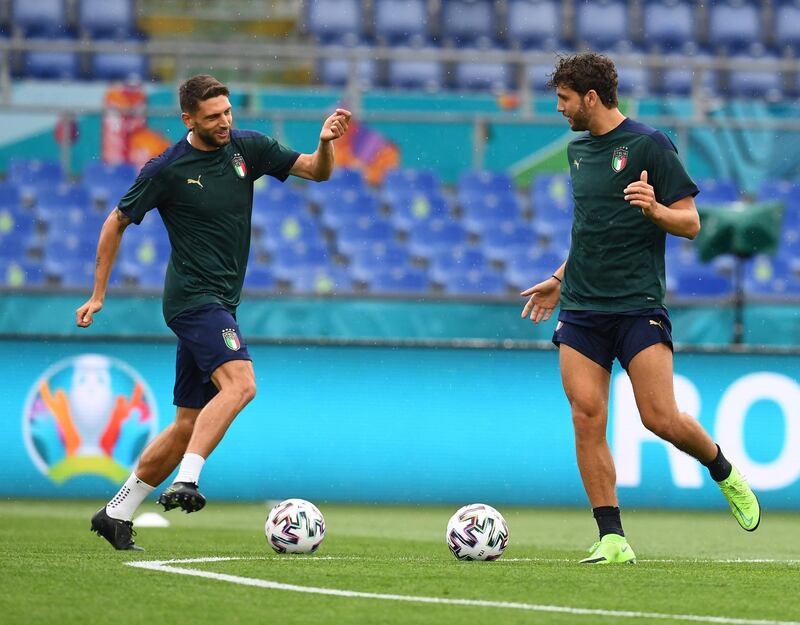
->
<box><xmin>520</xmin><ymin>262</ymin><xmax>565</xmax><ymax>324</ymax></box>
<box><xmin>76</xmin><ymin>207</ymin><xmax>131</xmax><ymax>328</ymax></box>
<box><xmin>289</xmin><ymin>108</ymin><xmax>352</xmax><ymax>181</ymax></box>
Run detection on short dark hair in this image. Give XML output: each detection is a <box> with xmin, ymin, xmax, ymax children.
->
<box><xmin>546</xmin><ymin>53</ymin><xmax>618</xmax><ymax>108</ymax></box>
<box><xmin>179</xmin><ymin>74</ymin><xmax>230</xmax><ymax>114</ymax></box>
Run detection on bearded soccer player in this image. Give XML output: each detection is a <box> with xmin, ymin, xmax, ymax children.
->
<box><xmin>520</xmin><ymin>53</ymin><xmax>760</xmax><ymax>564</ymax></box>
<box><xmin>77</xmin><ymin>75</ymin><xmax>351</xmax><ymax>550</ymax></box>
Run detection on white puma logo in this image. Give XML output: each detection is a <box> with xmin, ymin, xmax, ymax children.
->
<box><xmin>649</xmin><ymin>319</ymin><xmax>664</xmax><ymax>329</ymax></box>
<box><xmin>187</xmin><ymin>174</ymin><xmax>203</xmax><ymax>188</ymax></box>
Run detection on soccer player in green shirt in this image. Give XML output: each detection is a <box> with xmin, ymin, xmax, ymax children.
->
<box><xmin>521</xmin><ymin>53</ymin><xmax>761</xmax><ymax>564</ymax></box>
<box><xmin>77</xmin><ymin>75</ymin><xmax>351</xmax><ymax>550</ymax></box>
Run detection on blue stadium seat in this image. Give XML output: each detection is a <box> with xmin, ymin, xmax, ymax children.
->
<box><xmin>455</xmin><ymin>60</ymin><xmax>512</xmax><ymax>92</ymax></box>
<box><xmin>696</xmin><ymin>179</ymin><xmax>740</xmax><ymax>204</ymax></box>
<box><xmin>671</xmin><ymin>265</ymin><xmax>734</xmax><ymax>298</ymax></box>
<box><xmin>440</xmin><ymin>0</ymin><xmax>496</xmax><ymax>47</ymax></box>
<box><xmin>120</xmin><ymin>229</ymin><xmax>171</xmax><ymax>267</ymax></box>
<box><xmin>480</xmin><ymin>222</ymin><xmax>538</xmax><ymax>262</ymax></box>
<box><xmin>12</xmin><ymin>0</ymin><xmax>67</xmax><ymax>37</ymax></box>
<box><xmin>77</xmin><ymin>0</ymin><xmax>135</xmax><ymax>39</ymax></box>
<box><xmin>83</xmin><ymin>161</ymin><xmax>137</xmax><ymax>185</ymax></box>
<box><xmin>131</xmin><ymin>263</ymin><xmax>167</xmax><ymax>291</ymax></box>
<box><xmin>707</xmin><ymin>1</ymin><xmax>762</xmax><ymax>52</ymax></box>
<box><xmin>616</xmin><ymin>61</ymin><xmax>650</xmax><ymax>98</ymax></box>
<box><xmin>0</xmin><ymin>258</ymin><xmax>45</xmax><ymax>287</ymax></box>
<box><xmin>271</xmin><ymin>242</ymin><xmax>330</xmax><ymax>281</ymax></box>
<box><xmin>91</xmin><ymin>52</ymin><xmax>149</xmax><ymax>81</ymax></box>
<box><xmin>575</xmin><ymin>0</ymin><xmax>629</xmax><ymax>50</ymax></box>
<box><xmin>742</xmin><ymin>255</ymin><xmax>798</xmax><ymax>296</ymax></box>
<box><xmin>373</xmin><ymin>0</ymin><xmax>429</xmax><ymax>45</ymax></box>
<box><xmin>657</xmin><ymin>49</ymin><xmax>718</xmax><ymax>96</ymax></box>
<box><xmin>307</xmin><ymin>168</ymin><xmax>365</xmax><ymax>205</ymax></box>
<box><xmin>43</xmin><ymin>232</ymin><xmax>96</xmax><ymax>265</ymax></box>
<box><xmin>775</xmin><ymin>0</ymin><xmax>800</xmax><ymax>55</ymax></box>
<box><xmin>307</xmin><ymin>0</ymin><xmax>362</xmax><ymax>44</ymax></box>
<box><xmin>320</xmin><ymin>190</ymin><xmax>380</xmax><ymax>230</ymax></box>
<box><xmin>367</xmin><ymin>267</ymin><xmax>429</xmax><ymax>294</ymax></box>
<box><xmin>318</xmin><ymin>55</ymin><xmax>378</xmax><ymax>89</ymax></box>
<box><xmin>461</xmin><ymin>193</ymin><xmax>523</xmax><ymax>235</ymax></box>
<box><xmin>383</xmin><ymin>169</ymin><xmax>441</xmax><ymax>197</ymax></box>
<box><xmin>335</xmin><ymin>216</ymin><xmax>396</xmax><ymax>257</ymax></box>
<box><xmin>642</xmin><ymin>0</ymin><xmax>695</xmax><ymax>52</ymax></box>
<box><xmin>388</xmin><ymin>58</ymin><xmax>444</xmax><ymax>91</ymax></box>
<box><xmin>44</xmin><ymin>257</ymin><xmax>95</xmax><ymax>287</ymax></box>
<box><xmin>0</xmin><ymin>210</ymin><xmax>35</xmax><ymax>260</ymax></box>
<box><xmin>386</xmin><ymin>192</ymin><xmax>451</xmax><ymax>231</ymax></box>
<box><xmin>504</xmin><ymin>248</ymin><xmax>566</xmax><ymax>291</ymax></box>
<box><xmin>348</xmin><ymin>241</ymin><xmax>411</xmax><ymax>282</ymax></box>
<box><xmin>243</xmin><ymin>263</ymin><xmax>276</xmax><ymax>291</ymax></box>
<box><xmin>407</xmin><ymin>219</ymin><xmax>469</xmax><ymax>258</ymax></box>
<box><xmin>0</xmin><ymin>183</ymin><xmax>21</xmax><ymax>210</ymax></box>
<box><xmin>22</xmin><ymin>40</ymin><xmax>79</xmax><ymax>79</ymax></box>
<box><xmin>725</xmin><ymin>48</ymin><xmax>783</xmax><ymax>100</ymax></box>
<box><xmin>459</xmin><ymin>171</ymin><xmax>515</xmax><ymax>199</ymax></box>
<box><xmin>429</xmin><ymin>247</ymin><xmax>487</xmax><ymax>282</ymax></box>
<box><xmin>506</xmin><ymin>0</ymin><xmax>560</xmax><ymax>50</ymax></box>
<box><xmin>290</xmin><ymin>266</ymin><xmax>354</xmax><ymax>294</ymax></box>
<box><xmin>8</xmin><ymin>159</ymin><xmax>63</xmax><ymax>187</ymax></box>
<box><xmin>530</xmin><ymin>174</ymin><xmax>572</xmax><ymax>223</ymax></box>
<box><xmin>527</xmin><ymin>63</ymin><xmax>554</xmax><ymax>94</ymax></box>
<box><xmin>259</xmin><ymin>215</ymin><xmax>324</xmax><ymax>253</ymax></box>
<box><xmin>442</xmin><ymin>268</ymin><xmax>507</xmax><ymax>296</ymax></box>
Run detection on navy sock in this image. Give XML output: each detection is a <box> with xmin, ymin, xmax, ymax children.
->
<box><xmin>703</xmin><ymin>444</ymin><xmax>732</xmax><ymax>482</ymax></box>
<box><xmin>593</xmin><ymin>506</ymin><xmax>624</xmax><ymax>538</ymax></box>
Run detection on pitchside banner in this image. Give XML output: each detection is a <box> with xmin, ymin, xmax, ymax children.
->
<box><xmin>0</xmin><ymin>339</ymin><xmax>798</xmax><ymax>510</ymax></box>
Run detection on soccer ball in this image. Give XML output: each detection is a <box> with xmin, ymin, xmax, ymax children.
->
<box><xmin>265</xmin><ymin>498</ymin><xmax>326</xmax><ymax>554</ymax></box>
<box><xmin>446</xmin><ymin>503</ymin><xmax>509</xmax><ymax>561</ymax></box>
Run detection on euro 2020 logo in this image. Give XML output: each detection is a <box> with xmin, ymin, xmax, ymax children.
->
<box><xmin>23</xmin><ymin>354</ymin><xmax>158</xmax><ymax>484</ymax></box>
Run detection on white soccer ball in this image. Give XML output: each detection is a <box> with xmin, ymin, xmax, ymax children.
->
<box><xmin>446</xmin><ymin>503</ymin><xmax>509</xmax><ymax>561</ymax></box>
<box><xmin>265</xmin><ymin>498</ymin><xmax>326</xmax><ymax>554</ymax></box>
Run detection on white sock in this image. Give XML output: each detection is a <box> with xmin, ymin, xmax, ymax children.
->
<box><xmin>174</xmin><ymin>453</ymin><xmax>205</xmax><ymax>485</ymax></box>
<box><xmin>106</xmin><ymin>473</ymin><xmax>155</xmax><ymax>521</ymax></box>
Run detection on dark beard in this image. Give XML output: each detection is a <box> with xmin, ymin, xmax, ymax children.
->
<box><xmin>570</xmin><ymin>106</ymin><xmax>590</xmax><ymax>132</ymax></box>
<box><xmin>194</xmin><ymin>126</ymin><xmax>230</xmax><ymax>148</ymax></box>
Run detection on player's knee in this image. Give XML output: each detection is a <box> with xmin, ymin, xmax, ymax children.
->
<box><xmin>642</xmin><ymin>414</ymin><xmax>673</xmax><ymax>440</ymax></box>
<box><xmin>571</xmin><ymin>406</ymin><xmax>606</xmax><ymax>438</ymax></box>
<box><xmin>235</xmin><ymin>378</ymin><xmax>257</xmax><ymax>406</ymax></box>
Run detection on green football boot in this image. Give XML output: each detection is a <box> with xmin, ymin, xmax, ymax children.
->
<box><xmin>717</xmin><ymin>465</ymin><xmax>761</xmax><ymax>532</ymax></box>
<box><xmin>579</xmin><ymin>533</ymin><xmax>636</xmax><ymax>564</ymax></box>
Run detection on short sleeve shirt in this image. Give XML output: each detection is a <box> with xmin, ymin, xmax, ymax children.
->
<box><xmin>118</xmin><ymin>129</ymin><xmax>299</xmax><ymax>322</ymax></box>
<box><xmin>561</xmin><ymin>118</ymin><xmax>699</xmax><ymax>312</ymax></box>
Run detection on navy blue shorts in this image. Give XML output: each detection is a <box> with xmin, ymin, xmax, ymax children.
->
<box><xmin>552</xmin><ymin>308</ymin><xmax>673</xmax><ymax>372</ymax></box>
<box><xmin>167</xmin><ymin>303</ymin><xmax>252</xmax><ymax>408</ymax></box>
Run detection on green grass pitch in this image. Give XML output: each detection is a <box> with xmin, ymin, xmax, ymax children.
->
<box><xmin>2</xmin><ymin>500</ymin><xmax>798</xmax><ymax>625</ymax></box>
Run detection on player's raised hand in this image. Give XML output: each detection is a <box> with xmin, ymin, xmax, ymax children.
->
<box><xmin>624</xmin><ymin>170</ymin><xmax>658</xmax><ymax>217</ymax></box>
<box><xmin>520</xmin><ymin>276</ymin><xmax>561</xmax><ymax>324</ymax></box>
<box><xmin>76</xmin><ymin>298</ymin><xmax>103</xmax><ymax>328</ymax></box>
<box><xmin>320</xmin><ymin>108</ymin><xmax>352</xmax><ymax>142</ymax></box>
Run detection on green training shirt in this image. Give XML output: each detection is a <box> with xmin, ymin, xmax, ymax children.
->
<box><xmin>561</xmin><ymin>118</ymin><xmax>699</xmax><ymax>312</ymax></box>
<box><xmin>118</xmin><ymin>129</ymin><xmax>299</xmax><ymax>323</ymax></box>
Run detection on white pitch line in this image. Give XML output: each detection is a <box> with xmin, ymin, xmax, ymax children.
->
<box><xmin>126</xmin><ymin>557</ymin><xmax>800</xmax><ymax>625</ymax></box>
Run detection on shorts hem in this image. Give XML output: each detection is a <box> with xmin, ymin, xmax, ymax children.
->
<box><xmin>620</xmin><ymin>339</ymin><xmax>674</xmax><ymax>371</ymax></box>
<box><xmin>553</xmin><ymin>336</ymin><xmax>613</xmax><ymax>373</ymax></box>
<box><xmin>201</xmin><ymin>352</ymin><xmax>253</xmax><ymax>384</ymax></box>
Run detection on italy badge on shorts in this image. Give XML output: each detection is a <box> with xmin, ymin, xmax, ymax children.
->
<box><xmin>611</xmin><ymin>146</ymin><xmax>628</xmax><ymax>172</ymax></box>
<box><xmin>232</xmin><ymin>153</ymin><xmax>247</xmax><ymax>178</ymax></box>
<box><xmin>222</xmin><ymin>328</ymin><xmax>241</xmax><ymax>351</ymax></box>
